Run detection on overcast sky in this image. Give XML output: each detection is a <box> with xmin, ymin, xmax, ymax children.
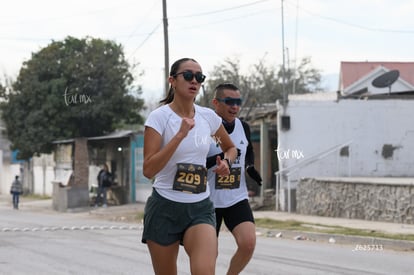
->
<box><xmin>1</xmin><ymin>0</ymin><xmax>413</xmax><ymax>102</ymax></box>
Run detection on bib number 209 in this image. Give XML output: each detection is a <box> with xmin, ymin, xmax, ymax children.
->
<box><xmin>176</xmin><ymin>172</ymin><xmax>201</xmax><ymax>185</ymax></box>
<box><xmin>173</xmin><ymin>163</ymin><xmax>207</xmax><ymax>194</ymax></box>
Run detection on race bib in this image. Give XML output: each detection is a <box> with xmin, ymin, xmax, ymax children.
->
<box><xmin>215</xmin><ymin>167</ymin><xmax>241</xmax><ymax>189</ymax></box>
<box><xmin>173</xmin><ymin>163</ymin><xmax>207</xmax><ymax>194</ymax></box>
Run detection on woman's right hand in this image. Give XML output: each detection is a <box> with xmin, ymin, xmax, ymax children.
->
<box><xmin>177</xmin><ymin>117</ymin><xmax>195</xmax><ymax>139</ymax></box>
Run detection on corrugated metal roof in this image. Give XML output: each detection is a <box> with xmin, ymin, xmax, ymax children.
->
<box><xmin>88</xmin><ymin>130</ymin><xmax>134</xmax><ymax>141</ymax></box>
<box><xmin>52</xmin><ymin>130</ymin><xmax>135</xmax><ymax>144</ymax></box>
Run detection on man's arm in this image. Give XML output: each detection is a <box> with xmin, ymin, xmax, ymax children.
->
<box><xmin>241</xmin><ymin>120</ymin><xmax>262</xmax><ymax>186</ymax></box>
<box><xmin>242</xmin><ymin>120</ymin><xmax>254</xmax><ymax>166</ymax></box>
<box><xmin>206</xmin><ymin>152</ymin><xmax>224</xmax><ymax>169</ymax></box>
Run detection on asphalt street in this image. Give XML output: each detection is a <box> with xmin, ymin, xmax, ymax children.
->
<box><xmin>1</xmin><ymin>208</ymin><xmax>413</xmax><ymax>275</ymax></box>
<box><xmin>1</xmin><ymin>195</ymin><xmax>414</xmax><ymax>274</ymax></box>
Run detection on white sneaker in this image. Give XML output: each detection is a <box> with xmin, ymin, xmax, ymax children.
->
<box><xmin>103</xmin><ymin>204</ymin><xmax>107</xmax><ymax>208</ymax></box>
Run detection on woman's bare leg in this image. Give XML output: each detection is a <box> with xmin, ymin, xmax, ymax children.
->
<box><xmin>147</xmin><ymin>240</ymin><xmax>180</xmax><ymax>275</ymax></box>
<box><xmin>184</xmin><ymin>224</ymin><xmax>218</xmax><ymax>275</ymax></box>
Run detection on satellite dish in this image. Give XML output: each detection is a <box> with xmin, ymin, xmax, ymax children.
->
<box><xmin>371</xmin><ymin>70</ymin><xmax>399</xmax><ymax>94</ymax></box>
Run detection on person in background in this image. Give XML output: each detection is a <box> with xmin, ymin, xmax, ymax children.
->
<box><xmin>142</xmin><ymin>58</ymin><xmax>238</xmax><ymax>275</ymax></box>
<box><xmin>206</xmin><ymin>83</ymin><xmax>263</xmax><ymax>275</ymax></box>
<box><xmin>95</xmin><ymin>163</ymin><xmax>112</xmax><ymax>208</ymax></box>
<box><xmin>10</xmin><ymin>175</ymin><xmax>23</xmax><ymax>209</ymax></box>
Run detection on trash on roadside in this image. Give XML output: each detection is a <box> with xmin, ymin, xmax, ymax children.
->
<box><xmin>294</xmin><ymin>235</ymin><xmax>307</xmax><ymax>240</ymax></box>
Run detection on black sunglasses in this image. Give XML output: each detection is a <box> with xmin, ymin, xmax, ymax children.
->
<box><xmin>215</xmin><ymin>97</ymin><xmax>243</xmax><ymax>106</ymax></box>
<box><xmin>174</xmin><ymin>71</ymin><xmax>206</xmax><ymax>83</ymax></box>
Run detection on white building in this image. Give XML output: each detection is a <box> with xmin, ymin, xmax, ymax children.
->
<box><xmin>276</xmin><ymin>61</ymin><xmax>414</xmax><ymax>211</ymax></box>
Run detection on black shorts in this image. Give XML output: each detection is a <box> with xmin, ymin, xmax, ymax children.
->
<box><xmin>141</xmin><ymin>189</ymin><xmax>216</xmax><ymax>246</ymax></box>
<box><xmin>215</xmin><ymin>199</ymin><xmax>254</xmax><ymax>235</ymax></box>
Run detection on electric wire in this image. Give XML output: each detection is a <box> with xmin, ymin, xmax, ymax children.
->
<box><xmin>285</xmin><ymin>0</ymin><xmax>414</xmax><ymax>34</ymax></box>
<box><xmin>169</xmin><ymin>8</ymin><xmax>277</xmax><ymax>32</ymax></box>
<box><xmin>128</xmin><ymin>23</ymin><xmax>161</xmax><ymax>59</ymax></box>
<box><xmin>170</xmin><ymin>0</ymin><xmax>271</xmax><ymax>19</ymax></box>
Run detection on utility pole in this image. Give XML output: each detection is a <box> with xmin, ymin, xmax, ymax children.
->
<box><xmin>281</xmin><ymin>0</ymin><xmax>287</xmax><ymax>109</ymax></box>
<box><xmin>162</xmin><ymin>0</ymin><xmax>170</xmax><ymax>96</ymax></box>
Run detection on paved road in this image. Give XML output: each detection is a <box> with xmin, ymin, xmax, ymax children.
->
<box><xmin>1</xmin><ymin>207</ymin><xmax>413</xmax><ymax>275</ymax></box>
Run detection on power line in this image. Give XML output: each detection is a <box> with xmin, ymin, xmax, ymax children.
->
<box><xmin>128</xmin><ymin>23</ymin><xmax>161</xmax><ymax>59</ymax></box>
<box><xmin>0</xmin><ymin>36</ymin><xmax>53</xmax><ymax>42</ymax></box>
<box><xmin>1</xmin><ymin>0</ymin><xmax>277</xmax><ymax>66</ymax></box>
<box><xmin>169</xmin><ymin>8</ymin><xmax>277</xmax><ymax>31</ymax></box>
<box><xmin>1</xmin><ymin>1</ymin><xmax>275</xmax><ymax>44</ymax></box>
<box><xmin>285</xmin><ymin>0</ymin><xmax>414</xmax><ymax>34</ymax></box>
<box><xmin>170</xmin><ymin>0</ymin><xmax>272</xmax><ymax>19</ymax></box>
<box><xmin>127</xmin><ymin>6</ymin><xmax>277</xmax><ymax>57</ymax></box>
<box><xmin>0</xmin><ymin>1</ymin><xmax>139</xmax><ymax>26</ymax></box>
<box><xmin>123</xmin><ymin>0</ymin><xmax>159</xmax><ymax>44</ymax></box>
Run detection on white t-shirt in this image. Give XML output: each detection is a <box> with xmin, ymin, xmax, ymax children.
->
<box><xmin>145</xmin><ymin>104</ymin><xmax>221</xmax><ymax>203</ymax></box>
<box><xmin>207</xmin><ymin>118</ymin><xmax>249</xmax><ymax>208</ymax></box>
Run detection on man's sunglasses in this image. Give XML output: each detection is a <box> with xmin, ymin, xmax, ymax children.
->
<box><xmin>215</xmin><ymin>97</ymin><xmax>243</xmax><ymax>106</ymax></box>
<box><xmin>173</xmin><ymin>71</ymin><xmax>206</xmax><ymax>83</ymax></box>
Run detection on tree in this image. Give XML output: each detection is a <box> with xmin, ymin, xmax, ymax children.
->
<box><xmin>0</xmin><ymin>36</ymin><xmax>145</xmax><ymax>159</ymax></box>
<box><xmin>198</xmin><ymin>56</ymin><xmax>323</xmax><ymax>109</ymax></box>
<box><xmin>0</xmin><ymin>75</ymin><xmax>13</xmax><ymax>99</ymax></box>
<box><xmin>198</xmin><ymin>58</ymin><xmax>249</xmax><ymax>107</ymax></box>
<box><xmin>0</xmin><ymin>83</ymin><xmax>5</xmax><ymax>97</ymax></box>
<box><xmin>282</xmin><ymin>56</ymin><xmax>323</xmax><ymax>95</ymax></box>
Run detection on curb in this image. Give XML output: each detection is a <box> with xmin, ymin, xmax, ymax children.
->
<box><xmin>4</xmin><ymin>197</ymin><xmax>414</xmax><ymax>252</ymax></box>
<box><xmin>256</xmin><ymin>228</ymin><xmax>414</xmax><ymax>252</ymax></box>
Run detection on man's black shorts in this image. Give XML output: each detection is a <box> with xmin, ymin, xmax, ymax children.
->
<box><xmin>215</xmin><ymin>199</ymin><xmax>254</xmax><ymax>235</ymax></box>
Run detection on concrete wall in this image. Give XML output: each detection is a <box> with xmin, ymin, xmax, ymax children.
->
<box><xmin>0</xmin><ymin>150</ymin><xmax>22</xmax><ymax>195</ymax></box>
<box><xmin>0</xmin><ymin>118</ymin><xmax>21</xmax><ymax>195</ymax></box>
<box><xmin>52</xmin><ymin>181</ymin><xmax>90</xmax><ymax>212</ymax></box>
<box><xmin>31</xmin><ymin>154</ymin><xmax>55</xmax><ymax>196</ymax></box>
<box><xmin>277</xmin><ymin>97</ymin><xmax>414</xmax><ymax>189</ymax></box>
<box><xmin>297</xmin><ymin>177</ymin><xmax>414</xmax><ymax>224</ymax></box>
<box><xmin>134</xmin><ymin>146</ymin><xmax>152</xmax><ymax>203</ymax></box>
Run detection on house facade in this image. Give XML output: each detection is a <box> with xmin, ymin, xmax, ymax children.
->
<box><xmin>276</xmin><ymin>61</ymin><xmax>414</xmax><ymax>219</ymax></box>
<box><xmin>1</xmin><ymin>130</ymin><xmax>150</xmax><ymax>211</ymax></box>
<box><xmin>0</xmin><ymin>117</ymin><xmax>24</xmax><ymax>196</ymax></box>
<box><xmin>51</xmin><ymin>130</ymin><xmax>151</xmax><ymax>210</ymax></box>
<box><xmin>340</xmin><ymin>61</ymin><xmax>414</xmax><ymax>96</ymax></box>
